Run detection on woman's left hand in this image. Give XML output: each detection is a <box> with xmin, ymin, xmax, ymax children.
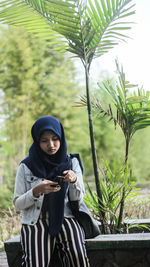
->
<box><xmin>63</xmin><ymin>170</ymin><xmax>77</xmax><ymax>183</ymax></box>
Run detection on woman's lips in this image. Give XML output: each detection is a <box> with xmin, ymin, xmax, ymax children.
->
<box><xmin>48</xmin><ymin>149</ymin><xmax>55</xmax><ymax>153</ymax></box>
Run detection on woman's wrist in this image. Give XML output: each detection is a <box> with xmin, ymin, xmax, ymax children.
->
<box><xmin>70</xmin><ymin>176</ymin><xmax>77</xmax><ymax>184</ymax></box>
<box><xmin>32</xmin><ymin>187</ymin><xmax>41</xmax><ymax>198</ymax></box>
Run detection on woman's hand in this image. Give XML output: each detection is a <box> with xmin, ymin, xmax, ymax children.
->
<box><xmin>63</xmin><ymin>170</ymin><xmax>77</xmax><ymax>184</ymax></box>
<box><xmin>32</xmin><ymin>179</ymin><xmax>61</xmax><ymax>197</ymax></box>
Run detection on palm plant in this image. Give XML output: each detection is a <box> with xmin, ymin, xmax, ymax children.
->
<box><xmin>85</xmin><ymin>161</ymin><xmax>139</xmax><ymax>234</ymax></box>
<box><xmin>0</xmin><ymin>0</ymin><xmax>135</xmax><ymax>224</ymax></box>
<box><xmin>82</xmin><ymin>59</ymin><xmax>150</xmax><ymax>229</ymax></box>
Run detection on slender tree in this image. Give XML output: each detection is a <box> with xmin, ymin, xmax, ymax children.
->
<box><xmin>0</xmin><ymin>0</ymin><xmax>135</xmax><ymax>225</ymax></box>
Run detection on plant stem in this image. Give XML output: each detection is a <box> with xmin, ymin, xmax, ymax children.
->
<box><xmin>125</xmin><ymin>137</ymin><xmax>129</xmax><ymax>163</ymax></box>
<box><xmin>117</xmin><ymin>137</ymin><xmax>130</xmax><ymax>230</ymax></box>
<box><xmin>85</xmin><ymin>65</ymin><xmax>108</xmax><ymax>233</ymax></box>
<box><xmin>85</xmin><ymin>66</ymin><xmax>101</xmax><ymax>197</ymax></box>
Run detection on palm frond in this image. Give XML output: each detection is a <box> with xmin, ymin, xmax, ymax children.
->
<box><xmin>0</xmin><ymin>0</ymin><xmax>78</xmax><ymax>51</ymax></box>
<box><xmin>86</xmin><ymin>0</ymin><xmax>135</xmax><ymax>58</ymax></box>
<box><xmin>85</xmin><ymin>160</ymin><xmax>138</xmax><ymax>231</ymax></box>
<box><xmin>0</xmin><ymin>0</ymin><xmax>135</xmax><ymax>62</ymax></box>
<box><xmin>94</xmin><ymin>60</ymin><xmax>150</xmax><ymax>138</ymax></box>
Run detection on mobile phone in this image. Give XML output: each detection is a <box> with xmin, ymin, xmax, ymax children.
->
<box><xmin>54</xmin><ymin>175</ymin><xmax>65</xmax><ymax>186</ymax></box>
<box><xmin>50</xmin><ymin>184</ymin><xmax>60</xmax><ymax>188</ymax></box>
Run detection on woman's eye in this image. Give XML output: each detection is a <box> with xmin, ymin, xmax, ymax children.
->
<box><xmin>53</xmin><ymin>137</ymin><xmax>59</xmax><ymax>141</ymax></box>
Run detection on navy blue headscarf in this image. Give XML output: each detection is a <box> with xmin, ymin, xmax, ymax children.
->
<box><xmin>22</xmin><ymin>116</ymin><xmax>71</xmax><ymax>236</ymax></box>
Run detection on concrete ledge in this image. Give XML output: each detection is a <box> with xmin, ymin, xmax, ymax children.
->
<box><xmin>4</xmin><ymin>236</ymin><xmax>22</xmax><ymax>267</ymax></box>
<box><xmin>4</xmin><ymin>235</ymin><xmax>21</xmax><ymax>251</ymax></box>
<box><xmin>86</xmin><ymin>233</ymin><xmax>150</xmax><ymax>250</ymax></box>
<box><xmin>5</xmin><ymin>232</ymin><xmax>150</xmax><ymax>251</ymax></box>
<box><xmin>124</xmin><ymin>218</ymin><xmax>150</xmax><ymax>224</ymax></box>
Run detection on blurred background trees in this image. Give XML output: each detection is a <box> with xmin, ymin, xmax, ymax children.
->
<box><xmin>0</xmin><ymin>26</ymin><xmax>91</xmax><ymax>206</ymax></box>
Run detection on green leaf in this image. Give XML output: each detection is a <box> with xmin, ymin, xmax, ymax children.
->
<box><xmin>106</xmin><ymin>0</ymin><xmax>112</xmax><ymax>18</ymax></box>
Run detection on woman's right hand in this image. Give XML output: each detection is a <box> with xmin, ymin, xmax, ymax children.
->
<box><xmin>32</xmin><ymin>179</ymin><xmax>61</xmax><ymax>197</ymax></box>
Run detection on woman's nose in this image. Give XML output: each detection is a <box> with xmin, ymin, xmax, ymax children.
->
<box><xmin>48</xmin><ymin>139</ymin><xmax>54</xmax><ymax>147</ymax></box>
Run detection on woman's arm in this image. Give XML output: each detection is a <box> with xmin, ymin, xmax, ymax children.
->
<box><xmin>13</xmin><ymin>164</ymin><xmax>41</xmax><ymax>210</ymax></box>
<box><xmin>13</xmin><ymin>164</ymin><xmax>61</xmax><ymax>211</ymax></box>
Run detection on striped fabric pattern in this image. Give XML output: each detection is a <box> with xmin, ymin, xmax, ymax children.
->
<box><xmin>21</xmin><ymin>217</ymin><xmax>90</xmax><ymax>267</ymax></box>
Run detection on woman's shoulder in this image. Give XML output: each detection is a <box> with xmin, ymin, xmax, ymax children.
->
<box><xmin>71</xmin><ymin>157</ymin><xmax>79</xmax><ymax>170</ymax></box>
<box><xmin>69</xmin><ymin>153</ymin><xmax>83</xmax><ymax>173</ymax></box>
<box><xmin>18</xmin><ymin>163</ymin><xmax>33</xmax><ymax>175</ymax></box>
<box><xmin>70</xmin><ymin>153</ymin><xmax>80</xmax><ymax>165</ymax></box>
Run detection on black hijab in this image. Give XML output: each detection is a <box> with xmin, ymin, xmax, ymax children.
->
<box><xmin>22</xmin><ymin>116</ymin><xmax>71</xmax><ymax>236</ymax></box>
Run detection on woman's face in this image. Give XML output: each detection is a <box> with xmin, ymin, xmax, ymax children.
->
<box><xmin>39</xmin><ymin>130</ymin><xmax>60</xmax><ymax>155</ymax></box>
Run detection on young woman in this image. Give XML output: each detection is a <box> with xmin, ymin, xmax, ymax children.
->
<box><xmin>13</xmin><ymin>116</ymin><xmax>90</xmax><ymax>267</ymax></box>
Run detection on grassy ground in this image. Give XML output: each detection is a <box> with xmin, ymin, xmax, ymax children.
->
<box><xmin>125</xmin><ymin>192</ymin><xmax>150</xmax><ymax>219</ymax></box>
<box><xmin>0</xmin><ymin>208</ymin><xmax>21</xmax><ymax>251</ymax></box>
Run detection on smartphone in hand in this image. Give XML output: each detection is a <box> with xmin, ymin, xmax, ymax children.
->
<box><xmin>54</xmin><ymin>176</ymin><xmax>65</xmax><ymax>186</ymax></box>
<box><xmin>50</xmin><ymin>183</ymin><xmax>60</xmax><ymax>188</ymax></box>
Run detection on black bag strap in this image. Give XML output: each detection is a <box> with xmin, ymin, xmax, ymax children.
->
<box><xmin>68</xmin><ymin>157</ymin><xmax>100</xmax><ymax>238</ymax></box>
